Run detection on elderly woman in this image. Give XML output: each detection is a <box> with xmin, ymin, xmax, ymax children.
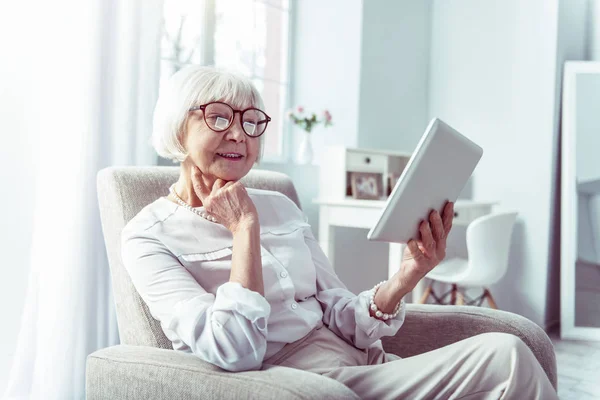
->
<box><xmin>121</xmin><ymin>65</ymin><xmax>558</xmax><ymax>399</ymax></box>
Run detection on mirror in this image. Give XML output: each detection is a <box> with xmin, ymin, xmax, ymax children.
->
<box><xmin>561</xmin><ymin>61</ymin><xmax>600</xmax><ymax>340</ymax></box>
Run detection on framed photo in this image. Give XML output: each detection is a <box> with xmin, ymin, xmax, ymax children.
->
<box><xmin>350</xmin><ymin>172</ymin><xmax>383</xmax><ymax>200</ymax></box>
<box><xmin>387</xmin><ymin>172</ymin><xmax>402</xmax><ymax>196</ymax></box>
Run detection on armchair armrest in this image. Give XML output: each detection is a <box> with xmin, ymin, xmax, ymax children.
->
<box><xmin>380</xmin><ymin>304</ymin><xmax>557</xmax><ymax>390</ymax></box>
<box><xmin>86</xmin><ymin>345</ymin><xmax>360</xmax><ymax>400</ymax></box>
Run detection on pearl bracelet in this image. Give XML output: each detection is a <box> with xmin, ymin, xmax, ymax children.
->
<box><xmin>369</xmin><ymin>280</ymin><xmax>402</xmax><ymax>321</ymax></box>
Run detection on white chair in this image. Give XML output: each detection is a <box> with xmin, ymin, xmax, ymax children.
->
<box><xmin>419</xmin><ymin>211</ymin><xmax>518</xmax><ymax>309</ymax></box>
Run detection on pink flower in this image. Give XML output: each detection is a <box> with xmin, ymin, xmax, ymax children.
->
<box><xmin>323</xmin><ymin>110</ymin><xmax>332</xmax><ymax>122</ymax></box>
<box><xmin>296</xmin><ymin>106</ymin><xmax>304</xmax><ymax>113</ymax></box>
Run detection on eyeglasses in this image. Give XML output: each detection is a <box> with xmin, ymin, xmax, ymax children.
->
<box><xmin>189</xmin><ymin>101</ymin><xmax>271</xmax><ymax>138</ymax></box>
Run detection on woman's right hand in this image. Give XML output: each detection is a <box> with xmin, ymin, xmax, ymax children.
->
<box><xmin>190</xmin><ymin>165</ymin><xmax>258</xmax><ymax>234</ymax></box>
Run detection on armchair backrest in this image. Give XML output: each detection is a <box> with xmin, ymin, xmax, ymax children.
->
<box><xmin>96</xmin><ymin>166</ymin><xmax>302</xmax><ymax>348</ymax></box>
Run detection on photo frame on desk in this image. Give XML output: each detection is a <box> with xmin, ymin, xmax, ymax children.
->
<box><xmin>387</xmin><ymin>172</ymin><xmax>402</xmax><ymax>197</ymax></box>
<box><xmin>350</xmin><ymin>172</ymin><xmax>383</xmax><ymax>200</ymax></box>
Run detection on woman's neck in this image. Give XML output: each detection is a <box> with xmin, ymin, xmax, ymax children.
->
<box><xmin>171</xmin><ymin>180</ymin><xmax>202</xmax><ymax>207</ymax></box>
<box><xmin>170</xmin><ymin>163</ymin><xmax>217</xmax><ymax>207</ymax></box>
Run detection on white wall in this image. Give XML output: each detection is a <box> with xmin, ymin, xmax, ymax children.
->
<box><xmin>428</xmin><ymin>0</ymin><xmax>561</xmax><ymax>327</ymax></box>
<box><xmin>0</xmin><ymin>3</ymin><xmax>39</xmax><ymax>393</ymax></box>
<box><xmin>290</xmin><ymin>0</ymin><xmax>389</xmax><ymax>293</ymax></box>
<box><xmin>291</xmin><ymin>0</ymin><xmax>363</xmax><ymax>166</ymax></box>
<box><xmin>288</xmin><ymin>0</ymin><xmax>599</xmax><ymax>328</ymax></box>
<box><xmin>290</xmin><ymin>0</ymin><xmax>434</xmax><ymax>294</ymax></box>
<box><xmin>588</xmin><ymin>0</ymin><xmax>600</xmax><ymax>60</ymax></box>
<box><xmin>427</xmin><ymin>0</ymin><xmax>590</xmax><ymax>328</ymax></box>
<box><xmin>358</xmin><ymin>0</ymin><xmax>432</xmax><ymax>153</ymax></box>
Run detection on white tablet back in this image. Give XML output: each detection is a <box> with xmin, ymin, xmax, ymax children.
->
<box><xmin>367</xmin><ymin>118</ymin><xmax>483</xmax><ymax>244</ymax></box>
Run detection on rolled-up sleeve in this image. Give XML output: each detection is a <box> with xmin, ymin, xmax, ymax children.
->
<box><xmin>301</xmin><ymin>225</ymin><xmax>406</xmax><ymax>349</ymax></box>
<box><xmin>121</xmin><ymin>227</ymin><xmax>271</xmax><ymax>372</ymax></box>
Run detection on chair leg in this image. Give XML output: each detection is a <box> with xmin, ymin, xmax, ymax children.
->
<box><xmin>450</xmin><ymin>284</ymin><xmax>457</xmax><ymax>305</ymax></box>
<box><xmin>419</xmin><ymin>282</ymin><xmax>434</xmax><ymax>304</ymax></box>
<box><xmin>456</xmin><ymin>289</ymin><xmax>465</xmax><ymax>305</ymax></box>
<box><xmin>484</xmin><ymin>288</ymin><xmax>498</xmax><ymax>309</ymax></box>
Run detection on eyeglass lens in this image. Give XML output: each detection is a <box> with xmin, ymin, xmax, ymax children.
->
<box><xmin>204</xmin><ymin>103</ymin><xmax>267</xmax><ymax>136</ymax></box>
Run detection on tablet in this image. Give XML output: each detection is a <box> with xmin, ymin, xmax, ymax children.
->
<box><xmin>367</xmin><ymin>118</ymin><xmax>483</xmax><ymax>244</ymax></box>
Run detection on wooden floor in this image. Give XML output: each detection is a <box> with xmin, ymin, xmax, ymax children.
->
<box><xmin>548</xmin><ymin>330</ymin><xmax>600</xmax><ymax>399</ymax></box>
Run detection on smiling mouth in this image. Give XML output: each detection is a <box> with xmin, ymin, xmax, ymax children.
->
<box><xmin>217</xmin><ymin>153</ymin><xmax>244</xmax><ymax>160</ymax></box>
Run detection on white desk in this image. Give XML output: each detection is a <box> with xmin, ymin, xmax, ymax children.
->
<box><xmin>312</xmin><ymin>198</ymin><xmax>495</xmax><ymax>302</ymax></box>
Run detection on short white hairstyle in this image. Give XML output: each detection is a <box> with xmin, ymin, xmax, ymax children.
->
<box><xmin>152</xmin><ymin>65</ymin><xmax>266</xmax><ymax>164</ymax></box>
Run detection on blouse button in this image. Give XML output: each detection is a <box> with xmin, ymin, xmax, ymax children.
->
<box><xmin>280</xmin><ymin>271</ymin><xmax>288</xmax><ymax>278</ymax></box>
<box><xmin>291</xmin><ymin>302</ymin><xmax>298</xmax><ymax>309</ymax></box>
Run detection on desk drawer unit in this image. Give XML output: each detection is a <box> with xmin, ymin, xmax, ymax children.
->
<box><xmin>319</xmin><ymin>146</ymin><xmax>412</xmax><ymax>201</ymax></box>
<box><xmin>346</xmin><ymin>151</ymin><xmax>387</xmax><ymax>172</ymax></box>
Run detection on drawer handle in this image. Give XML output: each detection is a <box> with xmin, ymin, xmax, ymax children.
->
<box><xmin>454</xmin><ymin>212</ymin><xmax>459</xmax><ymax>218</ymax></box>
<box><xmin>364</xmin><ymin>157</ymin><xmax>371</xmax><ymax>164</ymax></box>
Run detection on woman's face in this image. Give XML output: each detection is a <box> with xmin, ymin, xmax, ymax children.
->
<box><xmin>183</xmin><ymin>101</ymin><xmax>261</xmax><ymax>182</ymax></box>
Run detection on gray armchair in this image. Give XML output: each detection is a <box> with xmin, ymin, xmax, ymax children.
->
<box><xmin>86</xmin><ymin>166</ymin><xmax>557</xmax><ymax>399</ymax></box>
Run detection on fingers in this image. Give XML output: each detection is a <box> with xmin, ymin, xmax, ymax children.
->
<box><xmin>407</xmin><ymin>239</ymin><xmax>425</xmax><ymax>261</ymax></box>
<box><xmin>190</xmin><ymin>165</ymin><xmax>210</xmax><ymax>201</ymax></box>
<box><xmin>430</xmin><ymin>209</ymin><xmax>444</xmax><ymax>241</ymax></box>
<box><xmin>213</xmin><ymin>178</ymin><xmax>228</xmax><ymax>193</ymax></box>
<box><xmin>442</xmin><ymin>201</ymin><xmax>454</xmax><ymax>233</ymax></box>
<box><xmin>419</xmin><ymin>220</ymin><xmax>436</xmax><ymax>256</ymax></box>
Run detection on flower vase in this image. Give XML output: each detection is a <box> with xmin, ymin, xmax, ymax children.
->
<box><xmin>297</xmin><ymin>131</ymin><xmax>314</xmax><ymax>164</ymax></box>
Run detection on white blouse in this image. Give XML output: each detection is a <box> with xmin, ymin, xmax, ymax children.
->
<box><xmin>121</xmin><ymin>187</ymin><xmax>406</xmax><ymax>372</ymax></box>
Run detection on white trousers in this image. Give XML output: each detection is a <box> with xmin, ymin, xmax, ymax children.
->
<box><xmin>262</xmin><ymin>324</ymin><xmax>558</xmax><ymax>400</ymax></box>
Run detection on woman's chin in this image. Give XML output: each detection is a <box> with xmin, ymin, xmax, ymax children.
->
<box><xmin>211</xmin><ymin>158</ymin><xmax>253</xmax><ymax>181</ymax></box>
<box><xmin>215</xmin><ymin>169</ymin><xmax>246</xmax><ymax>182</ymax></box>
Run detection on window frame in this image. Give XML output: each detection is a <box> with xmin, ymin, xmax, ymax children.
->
<box><xmin>197</xmin><ymin>0</ymin><xmax>296</xmax><ymax>163</ymax></box>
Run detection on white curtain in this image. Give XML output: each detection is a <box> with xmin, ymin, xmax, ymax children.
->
<box><xmin>2</xmin><ymin>0</ymin><xmax>163</xmax><ymax>398</ymax></box>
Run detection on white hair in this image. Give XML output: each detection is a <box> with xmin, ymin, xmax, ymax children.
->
<box><xmin>151</xmin><ymin>65</ymin><xmax>266</xmax><ymax>163</ymax></box>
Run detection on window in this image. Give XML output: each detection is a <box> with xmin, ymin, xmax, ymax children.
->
<box><xmin>160</xmin><ymin>0</ymin><xmax>292</xmax><ymax>161</ymax></box>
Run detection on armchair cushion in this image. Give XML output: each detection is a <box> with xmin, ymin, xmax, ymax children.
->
<box><xmin>86</xmin><ymin>345</ymin><xmax>360</xmax><ymax>400</ymax></box>
<box><xmin>381</xmin><ymin>304</ymin><xmax>557</xmax><ymax>390</ymax></box>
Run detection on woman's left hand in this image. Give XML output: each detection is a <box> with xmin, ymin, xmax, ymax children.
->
<box><xmin>395</xmin><ymin>201</ymin><xmax>454</xmax><ymax>294</ymax></box>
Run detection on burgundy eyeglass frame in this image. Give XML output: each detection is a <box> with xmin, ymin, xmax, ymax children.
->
<box><xmin>189</xmin><ymin>101</ymin><xmax>272</xmax><ymax>138</ymax></box>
